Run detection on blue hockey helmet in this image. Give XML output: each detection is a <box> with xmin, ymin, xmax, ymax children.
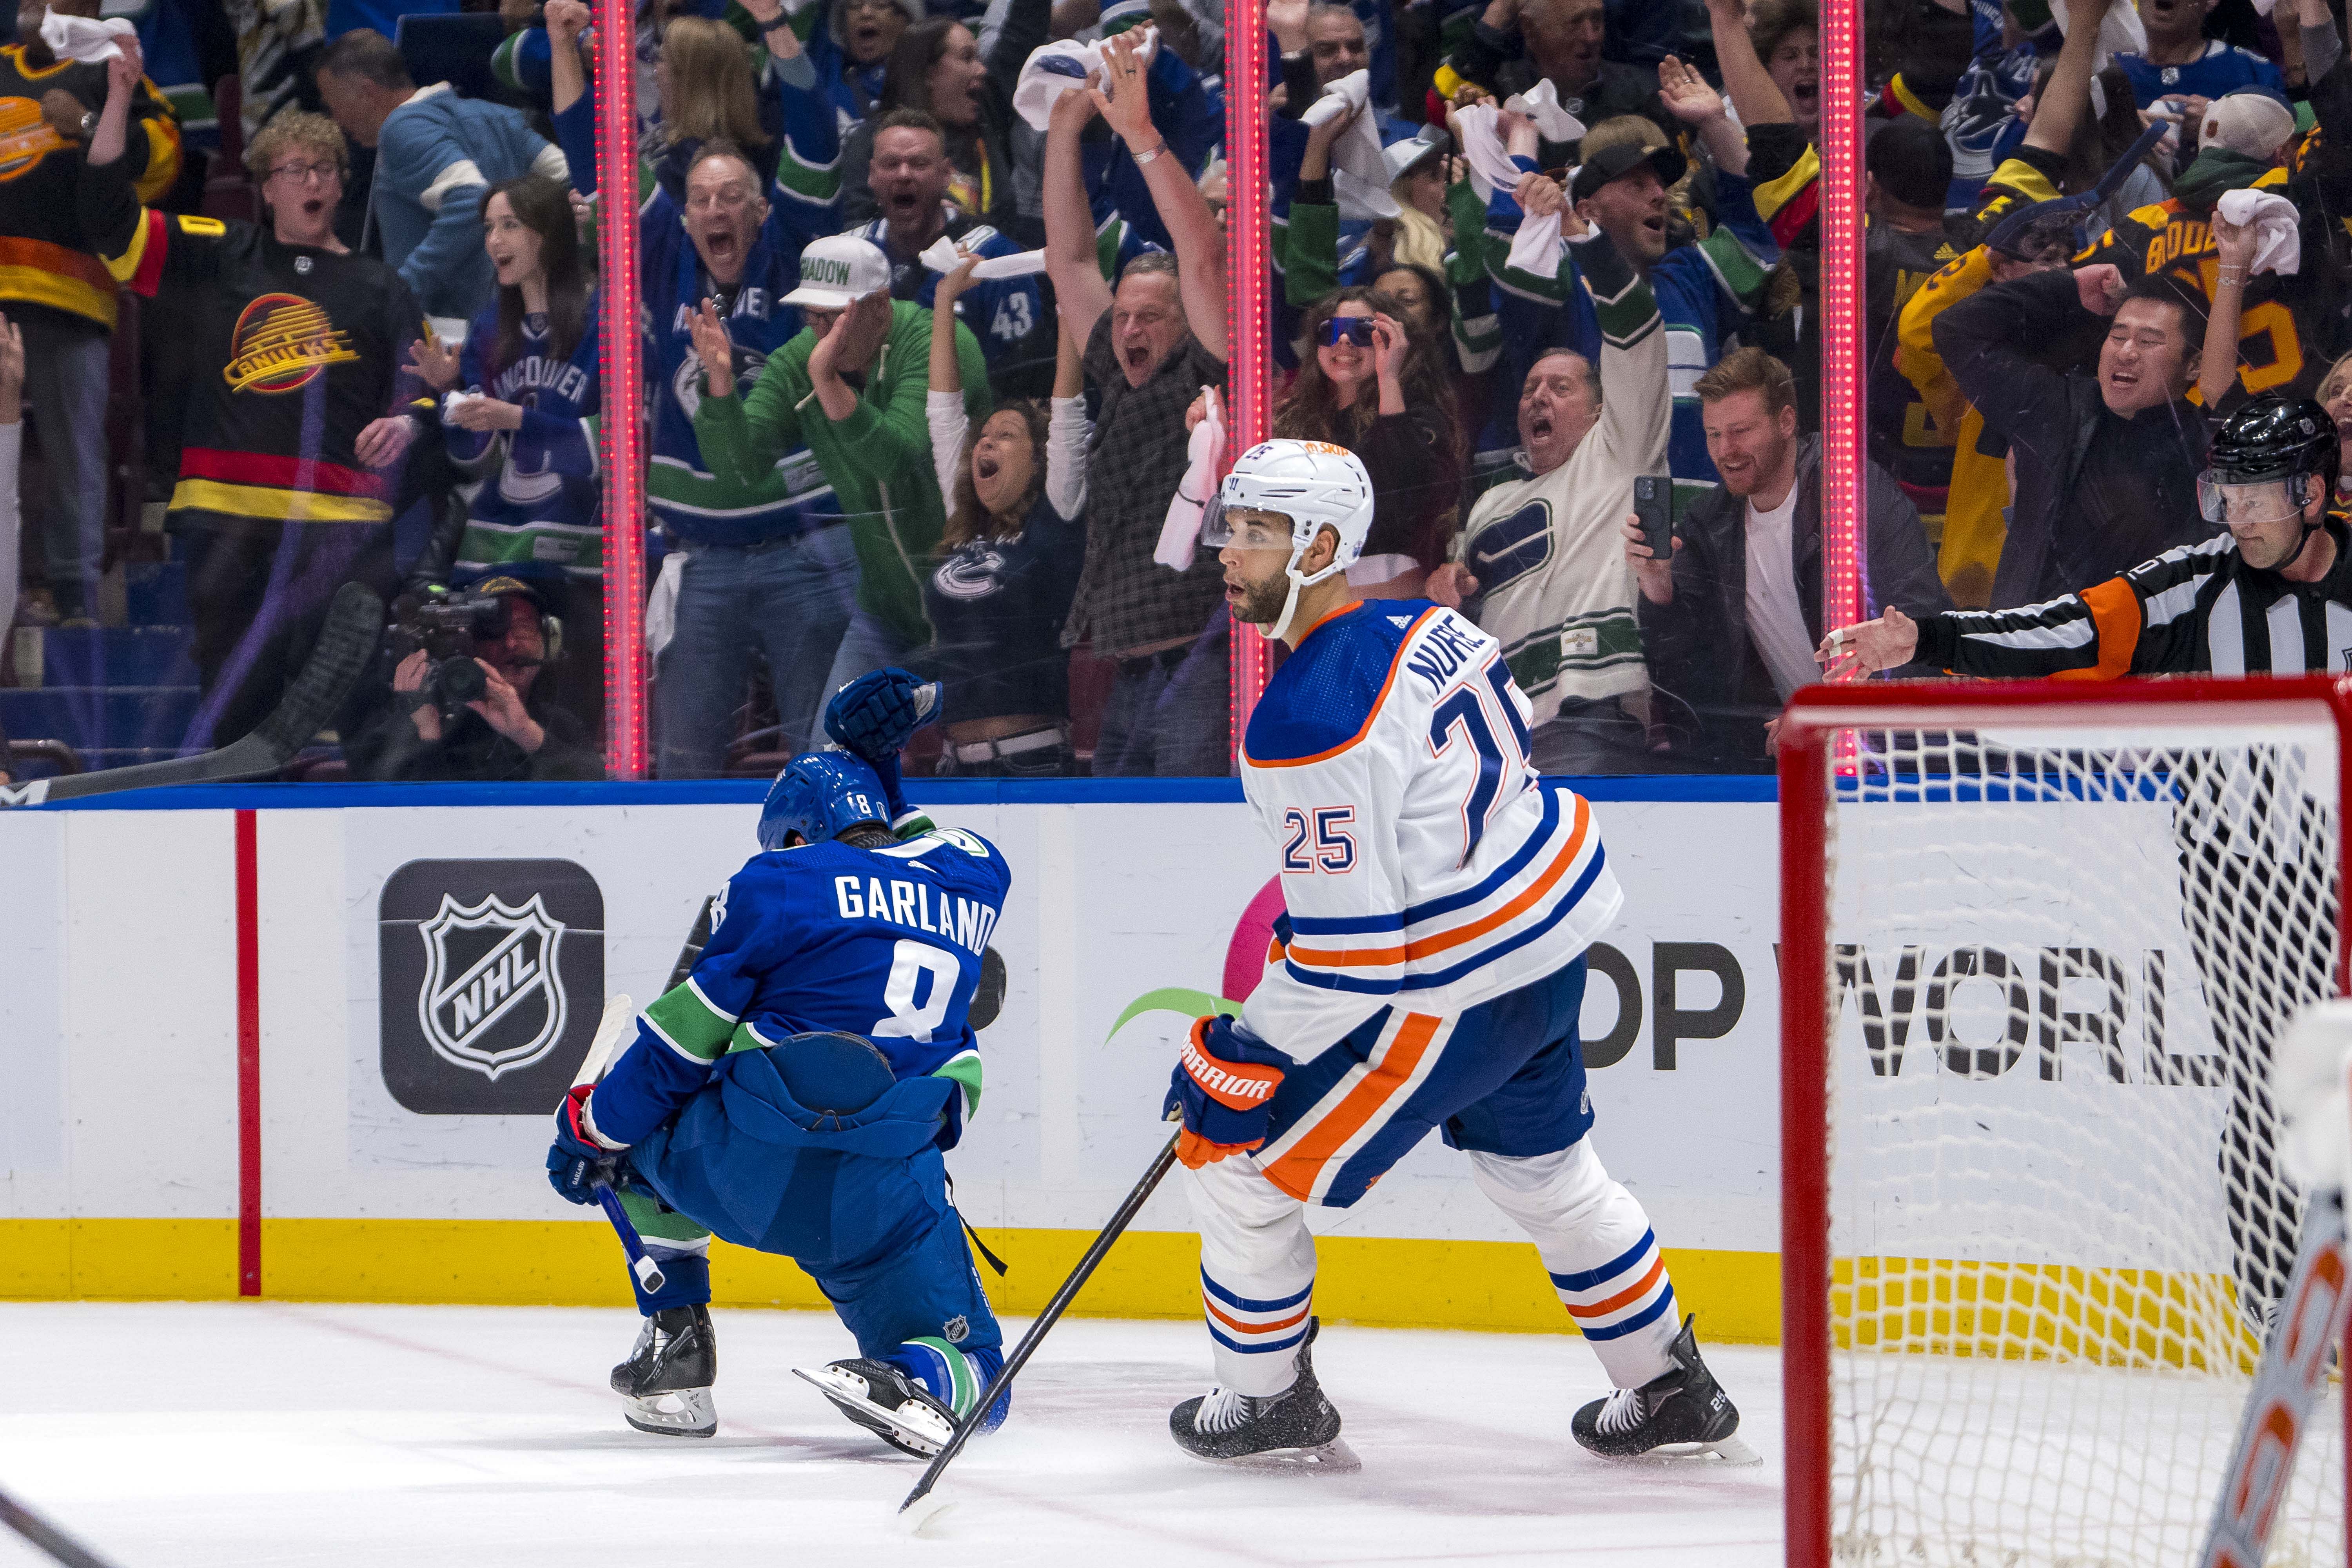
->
<box><xmin>757</xmin><ymin>750</ymin><xmax>891</xmax><ymax>851</ymax></box>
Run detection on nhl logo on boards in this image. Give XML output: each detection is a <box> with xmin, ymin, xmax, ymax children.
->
<box><xmin>379</xmin><ymin>859</ymin><xmax>604</xmax><ymax>1114</ymax></box>
<box><xmin>417</xmin><ymin>893</ymin><xmax>567</xmax><ymax>1079</ymax></box>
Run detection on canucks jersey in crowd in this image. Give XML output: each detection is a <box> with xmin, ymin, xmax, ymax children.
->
<box><xmin>446</xmin><ymin>302</ymin><xmax>604</xmax><ymax>578</ymax></box>
<box><xmin>848</xmin><ymin>211</ymin><xmax>1053</xmax><ymax>392</ymax></box>
<box><xmin>553</xmin><ymin>54</ymin><xmax>845</xmax><ymax>545</ymax></box>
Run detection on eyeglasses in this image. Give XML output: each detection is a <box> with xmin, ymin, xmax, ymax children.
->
<box><xmin>269</xmin><ymin>161</ymin><xmax>339</xmax><ymax>185</ymax></box>
<box><xmin>1317</xmin><ymin>316</ymin><xmax>1377</xmax><ymax>348</ymax></box>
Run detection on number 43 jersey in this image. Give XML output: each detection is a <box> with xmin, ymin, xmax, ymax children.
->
<box><xmin>1238</xmin><ymin>602</ymin><xmax>1624</xmax><ymax>1057</ymax></box>
<box><xmin>587</xmin><ymin>827</ymin><xmax>1011</xmax><ymax>1152</ymax></box>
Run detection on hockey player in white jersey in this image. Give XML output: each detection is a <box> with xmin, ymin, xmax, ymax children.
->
<box><xmin>1164</xmin><ymin>438</ymin><xmax>1748</xmax><ymax>1468</ymax></box>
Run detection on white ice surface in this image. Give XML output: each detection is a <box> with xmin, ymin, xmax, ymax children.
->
<box><xmin>0</xmin><ymin>1303</ymin><xmax>1786</xmax><ymax>1567</ymax></box>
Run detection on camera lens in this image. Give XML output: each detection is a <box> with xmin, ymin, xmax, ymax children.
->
<box><xmin>439</xmin><ymin>656</ymin><xmax>488</xmax><ymax>706</ymax></box>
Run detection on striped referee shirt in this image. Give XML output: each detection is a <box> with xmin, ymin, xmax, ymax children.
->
<box><xmin>1911</xmin><ymin>524</ymin><xmax>2352</xmax><ymax>679</ymax></box>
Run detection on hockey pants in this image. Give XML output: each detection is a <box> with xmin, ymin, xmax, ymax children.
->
<box><xmin>1185</xmin><ymin>958</ymin><xmax>1682</xmax><ymax>1396</ymax></box>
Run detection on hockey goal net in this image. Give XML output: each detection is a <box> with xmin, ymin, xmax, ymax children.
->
<box><xmin>1779</xmin><ymin>678</ymin><xmax>2352</xmax><ymax>1568</ymax></box>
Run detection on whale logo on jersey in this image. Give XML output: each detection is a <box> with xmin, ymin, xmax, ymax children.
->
<box><xmin>416</xmin><ymin>893</ymin><xmax>570</xmax><ymax>1080</ymax></box>
<box><xmin>225</xmin><ymin>293</ymin><xmax>359</xmax><ymax>394</ymax></box>
<box><xmin>379</xmin><ymin>858</ymin><xmax>604</xmax><ymax>1113</ymax></box>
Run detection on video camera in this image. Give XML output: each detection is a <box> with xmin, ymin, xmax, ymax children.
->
<box><xmin>385</xmin><ymin>587</ymin><xmax>519</xmax><ymax>729</ymax></box>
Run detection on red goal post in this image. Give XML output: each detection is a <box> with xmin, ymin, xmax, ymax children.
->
<box><xmin>1778</xmin><ymin>677</ymin><xmax>2352</xmax><ymax>1568</ymax></box>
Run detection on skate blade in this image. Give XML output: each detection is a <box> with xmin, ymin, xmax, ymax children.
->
<box><xmin>622</xmin><ymin>1388</ymin><xmax>715</xmax><ymax>1438</ymax></box>
<box><xmin>1184</xmin><ymin>1436</ymin><xmax>1363</xmax><ymax>1475</ymax></box>
<box><xmin>792</xmin><ymin>1365</ymin><xmax>955</xmax><ymax>1457</ymax></box>
<box><xmin>1619</xmin><ymin>1432</ymin><xmax>1761</xmax><ymax>1466</ymax></box>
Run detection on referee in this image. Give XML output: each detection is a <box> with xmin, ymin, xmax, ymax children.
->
<box><xmin>1822</xmin><ymin>394</ymin><xmax>2345</xmax><ymax>1335</ymax></box>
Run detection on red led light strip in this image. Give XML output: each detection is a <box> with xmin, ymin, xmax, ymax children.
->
<box><xmin>598</xmin><ymin>0</ymin><xmax>649</xmax><ymax>779</ymax></box>
<box><xmin>1225</xmin><ymin>6</ymin><xmax>1271</xmax><ymax>762</ymax></box>
<box><xmin>1818</xmin><ymin>0</ymin><xmax>1864</xmax><ymax>777</ymax></box>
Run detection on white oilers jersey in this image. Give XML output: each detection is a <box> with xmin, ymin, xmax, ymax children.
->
<box><xmin>1236</xmin><ymin>600</ymin><xmax>1623</xmax><ymax>1055</ymax></box>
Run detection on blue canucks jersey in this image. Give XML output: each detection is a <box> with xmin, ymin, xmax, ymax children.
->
<box><xmin>586</xmin><ymin>825</ymin><xmax>1013</xmax><ymax>1151</ymax></box>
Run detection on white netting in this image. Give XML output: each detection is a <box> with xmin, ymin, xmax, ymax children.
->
<box><xmin>1819</xmin><ymin>718</ymin><xmax>2347</xmax><ymax>1566</ymax></box>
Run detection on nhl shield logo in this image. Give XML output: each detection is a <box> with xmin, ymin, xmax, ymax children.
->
<box><xmin>379</xmin><ymin>859</ymin><xmax>604</xmax><ymax>1114</ymax></box>
<box><xmin>416</xmin><ymin>892</ymin><xmax>569</xmax><ymax>1079</ymax></box>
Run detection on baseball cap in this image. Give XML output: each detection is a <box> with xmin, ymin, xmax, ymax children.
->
<box><xmin>1383</xmin><ymin>124</ymin><xmax>1449</xmax><ymax>184</ymax></box>
<box><xmin>1570</xmin><ymin>141</ymin><xmax>1688</xmax><ymax>204</ymax></box>
<box><xmin>2199</xmin><ymin>87</ymin><xmax>2297</xmax><ymax>162</ymax></box>
<box><xmin>782</xmin><ymin>234</ymin><xmax>893</xmax><ymax>312</ymax></box>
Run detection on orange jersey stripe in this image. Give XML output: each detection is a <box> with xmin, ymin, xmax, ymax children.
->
<box><xmin>1262</xmin><ymin>1012</ymin><xmax>1443</xmax><ymax>1201</ymax></box>
<box><xmin>1201</xmin><ymin>1296</ymin><xmax>1311</xmax><ymax>1336</ymax></box>
<box><xmin>1242</xmin><ymin>606</ymin><xmax>1437</xmax><ymax>769</ymax></box>
<box><xmin>1285</xmin><ymin>794</ymin><xmax>1592</xmax><ymax>970</ymax></box>
<box><xmin>1563</xmin><ymin>1254</ymin><xmax>1666</xmax><ymax>1320</ymax></box>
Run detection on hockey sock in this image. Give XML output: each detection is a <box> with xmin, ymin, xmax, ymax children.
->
<box><xmin>1469</xmin><ymin>1143</ymin><xmax>1679</xmax><ymax>1387</ymax></box>
<box><xmin>631</xmin><ymin>1250</ymin><xmax>711</xmax><ymax>1316</ymax></box>
<box><xmin>886</xmin><ymin>1338</ymin><xmax>1009</xmax><ymax>1432</ymax></box>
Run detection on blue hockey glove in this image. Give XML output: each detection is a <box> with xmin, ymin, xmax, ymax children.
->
<box><xmin>824</xmin><ymin>668</ymin><xmax>942</xmax><ymax>764</ymax></box>
<box><xmin>547</xmin><ymin>1084</ymin><xmax>619</xmax><ymax>1205</ymax></box>
<box><xmin>1164</xmin><ymin>1015</ymin><xmax>1290</xmax><ymax>1169</ymax></box>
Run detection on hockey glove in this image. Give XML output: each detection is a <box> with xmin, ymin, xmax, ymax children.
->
<box><xmin>547</xmin><ymin>1085</ymin><xmax>621</xmax><ymax>1205</ymax></box>
<box><xmin>824</xmin><ymin>668</ymin><xmax>942</xmax><ymax>763</ymax></box>
<box><xmin>1165</xmin><ymin>1015</ymin><xmax>1290</xmax><ymax>1169</ymax></box>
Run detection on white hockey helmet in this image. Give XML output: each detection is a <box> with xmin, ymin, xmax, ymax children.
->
<box><xmin>1202</xmin><ymin>439</ymin><xmax>1375</xmax><ymax>641</ymax></box>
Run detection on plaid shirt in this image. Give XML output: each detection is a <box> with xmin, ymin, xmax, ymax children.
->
<box><xmin>1068</xmin><ymin>315</ymin><xmax>1229</xmax><ymax>656</ymax></box>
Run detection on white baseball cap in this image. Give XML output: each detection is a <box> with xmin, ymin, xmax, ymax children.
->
<box><xmin>783</xmin><ymin>235</ymin><xmax>892</xmax><ymax>312</ymax></box>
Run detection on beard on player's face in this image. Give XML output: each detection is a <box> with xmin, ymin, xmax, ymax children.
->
<box><xmin>1222</xmin><ymin>546</ymin><xmax>1297</xmax><ymax>624</ymax></box>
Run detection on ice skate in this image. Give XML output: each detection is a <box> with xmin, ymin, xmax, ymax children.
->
<box><xmin>1571</xmin><ymin>1315</ymin><xmax>1755</xmax><ymax>1463</ymax></box>
<box><xmin>1170</xmin><ymin>1318</ymin><xmax>1360</xmax><ymax>1472</ymax></box>
<box><xmin>795</xmin><ymin>1358</ymin><xmax>959</xmax><ymax>1457</ymax></box>
<box><xmin>611</xmin><ymin>1304</ymin><xmax>717</xmax><ymax>1438</ymax></box>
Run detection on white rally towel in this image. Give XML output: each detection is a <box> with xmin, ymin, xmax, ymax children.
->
<box><xmin>2048</xmin><ymin>0</ymin><xmax>2147</xmax><ymax>72</ymax></box>
<box><xmin>1013</xmin><ymin>27</ymin><xmax>1157</xmax><ymax>131</ymax></box>
<box><xmin>1452</xmin><ymin>102</ymin><xmax>1565</xmax><ymax>279</ymax></box>
<box><xmin>2215</xmin><ymin>187</ymin><xmax>2301</xmax><ymax>275</ymax></box>
<box><xmin>1303</xmin><ymin>70</ymin><xmax>1400</xmax><ymax>219</ymax></box>
<box><xmin>644</xmin><ymin>549</ymin><xmax>686</xmax><ymax>658</ymax></box>
<box><xmin>918</xmin><ymin>236</ymin><xmax>1049</xmax><ymax>279</ymax></box>
<box><xmin>1501</xmin><ymin>78</ymin><xmax>1586</xmax><ymax>147</ymax></box>
<box><xmin>1156</xmin><ymin>386</ymin><xmax>1224</xmax><ymax>571</ymax></box>
<box><xmin>1451</xmin><ymin>102</ymin><xmax>1523</xmax><ymax>202</ymax></box>
<box><xmin>38</xmin><ymin>12</ymin><xmax>135</xmax><ymax>63</ymax></box>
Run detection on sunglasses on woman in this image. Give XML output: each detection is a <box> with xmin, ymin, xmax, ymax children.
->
<box><xmin>1317</xmin><ymin>316</ymin><xmax>1378</xmax><ymax>347</ymax></box>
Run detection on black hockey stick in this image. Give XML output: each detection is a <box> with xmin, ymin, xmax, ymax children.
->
<box><xmin>894</xmin><ymin>1128</ymin><xmax>1183</xmax><ymax>1533</ymax></box>
<box><xmin>0</xmin><ymin>582</ymin><xmax>385</xmax><ymax>806</ymax></box>
<box><xmin>0</xmin><ymin>1482</ymin><xmax>124</xmax><ymax>1568</ymax></box>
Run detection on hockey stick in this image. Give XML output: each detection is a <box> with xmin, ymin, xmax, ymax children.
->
<box><xmin>0</xmin><ymin>583</ymin><xmax>385</xmax><ymax>808</ymax></box>
<box><xmin>2197</xmin><ymin>1188</ymin><xmax>2351</xmax><ymax>1568</ymax></box>
<box><xmin>894</xmin><ymin>1128</ymin><xmax>1183</xmax><ymax>1534</ymax></box>
<box><xmin>0</xmin><ymin>1481</ymin><xmax>124</xmax><ymax>1568</ymax></box>
<box><xmin>565</xmin><ymin>993</ymin><xmax>665</xmax><ymax>1296</ymax></box>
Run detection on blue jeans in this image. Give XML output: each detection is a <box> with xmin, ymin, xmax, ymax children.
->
<box><xmin>23</xmin><ymin>316</ymin><xmax>108</xmax><ymax>621</ymax></box>
<box><xmin>656</xmin><ymin>527</ymin><xmax>857</xmax><ymax>778</ymax></box>
<box><xmin>820</xmin><ymin>605</ymin><xmax>920</xmax><ymax>711</ymax></box>
<box><xmin>1091</xmin><ymin>606</ymin><xmax>1231</xmax><ymax>777</ymax></box>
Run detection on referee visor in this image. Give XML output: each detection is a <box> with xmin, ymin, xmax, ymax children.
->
<box><xmin>2197</xmin><ymin>472</ymin><xmax>2318</xmax><ymax>525</ymax></box>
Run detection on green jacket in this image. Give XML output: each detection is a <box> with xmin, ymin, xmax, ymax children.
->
<box><xmin>695</xmin><ymin>300</ymin><xmax>990</xmax><ymax>645</ymax></box>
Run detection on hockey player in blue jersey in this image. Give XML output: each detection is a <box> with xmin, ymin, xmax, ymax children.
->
<box><xmin>546</xmin><ymin>679</ymin><xmax>1012</xmax><ymax>1454</ymax></box>
<box><xmin>1164</xmin><ymin>440</ymin><xmax>1747</xmax><ymax>1468</ymax></box>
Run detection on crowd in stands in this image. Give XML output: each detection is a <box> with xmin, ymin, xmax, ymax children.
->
<box><xmin>6</xmin><ymin>0</ymin><xmax>2352</xmax><ymax>788</ymax></box>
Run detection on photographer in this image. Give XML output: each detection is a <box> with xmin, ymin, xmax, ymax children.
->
<box><xmin>344</xmin><ymin>577</ymin><xmax>599</xmax><ymax>781</ymax></box>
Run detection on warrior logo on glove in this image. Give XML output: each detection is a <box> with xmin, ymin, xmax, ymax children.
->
<box><xmin>1167</xmin><ymin>1015</ymin><xmax>1290</xmax><ymax>1169</ymax></box>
